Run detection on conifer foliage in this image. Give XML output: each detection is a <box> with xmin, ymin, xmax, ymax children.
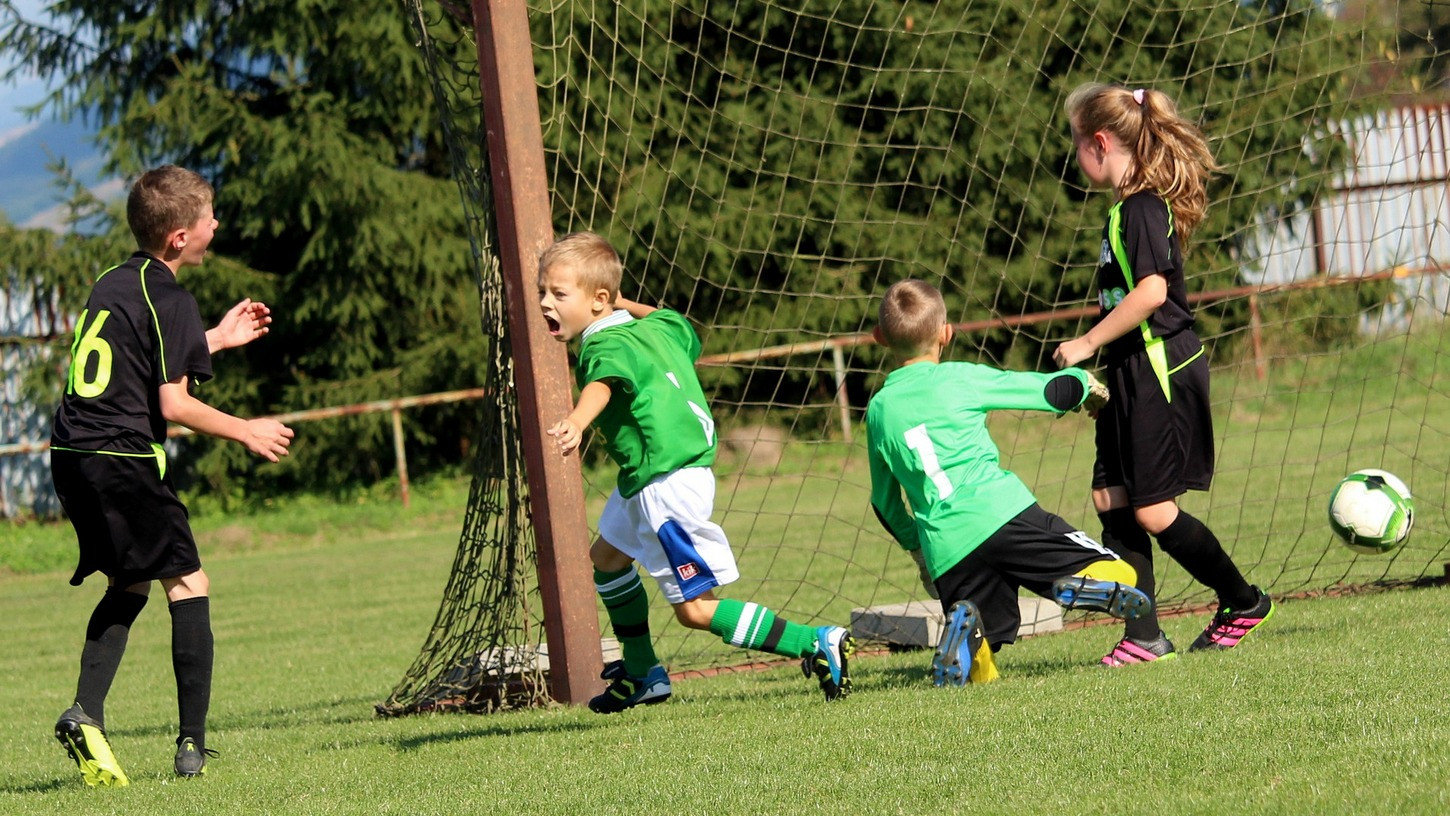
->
<box><xmin>2</xmin><ymin>1</ymin><xmax>1395</xmax><ymax>498</ymax></box>
<box><xmin>2</xmin><ymin>0</ymin><xmax>485</xmax><ymax>497</ymax></box>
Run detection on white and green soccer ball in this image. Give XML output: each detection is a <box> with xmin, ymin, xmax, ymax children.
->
<box><xmin>1328</xmin><ymin>469</ymin><xmax>1414</xmax><ymax>555</ymax></box>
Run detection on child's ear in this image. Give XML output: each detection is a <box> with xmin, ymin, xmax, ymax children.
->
<box><xmin>940</xmin><ymin>323</ymin><xmax>954</xmax><ymax>346</ymax></box>
<box><xmin>592</xmin><ymin>288</ymin><xmax>612</xmax><ymax>314</ymax></box>
<box><xmin>871</xmin><ymin>326</ymin><xmax>885</xmax><ymax>347</ymax></box>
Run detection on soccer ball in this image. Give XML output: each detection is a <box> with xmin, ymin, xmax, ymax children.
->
<box><xmin>1328</xmin><ymin>469</ymin><xmax>1414</xmax><ymax>554</ymax></box>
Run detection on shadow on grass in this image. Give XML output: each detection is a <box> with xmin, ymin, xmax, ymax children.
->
<box><xmin>84</xmin><ymin>693</ymin><xmax>394</xmax><ymax>743</ymax></box>
<box><xmin>0</xmin><ymin>776</ymin><xmax>71</xmax><ymax>795</ymax></box>
<box><xmin>391</xmin><ymin>717</ymin><xmax>600</xmax><ymax>751</ymax></box>
<box><xmin>858</xmin><ymin>662</ymin><xmax>934</xmax><ymax>689</ymax></box>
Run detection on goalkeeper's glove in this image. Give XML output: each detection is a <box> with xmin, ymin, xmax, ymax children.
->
<box><xmin>908</xmin><ymin>548</ymin><xmax>939</xmax><ymax>600</ymax></box>
<box><xmin>1076</xmin><ymin>370</ymin><xmax>1110</xmax><ymax>415</ymax></box>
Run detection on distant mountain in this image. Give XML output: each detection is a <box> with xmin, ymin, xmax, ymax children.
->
<box><xmin>0</xmin><ymin>116</ymin><xmax>114</xmax><ymax>230</ymax></box>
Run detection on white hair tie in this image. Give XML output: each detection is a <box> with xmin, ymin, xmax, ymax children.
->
<box><xmin>1132</xmin><ymin>88</ymin><xmax>1146</xmax><ymax>106</ymax></box>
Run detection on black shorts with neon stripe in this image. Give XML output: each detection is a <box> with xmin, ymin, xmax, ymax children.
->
<box><xmin>52</xmin><ymin>448</ymin><xmax>201</xmax><ymax>588</ymax></box>
<box><xmin>1092</xmin><ymin>331</ymin><xmax>1214</xmax><ymax>505</ymax></box>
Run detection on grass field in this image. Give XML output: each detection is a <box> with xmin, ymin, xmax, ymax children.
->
<box><xmin>1</xmin><ymin>500</ymin><xmax>1447</xmax><ymax>815</ymax></box>
<box><xmin>2</xmin><ymin>324</ymin><xmax>1447</xmax><ymax>813</ymax></box>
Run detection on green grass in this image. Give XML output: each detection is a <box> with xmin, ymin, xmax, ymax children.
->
<box><xmin>3</xmin><ymin>324</ymin><xmax>1448</xmax><ymax>811</ymax></box>
<box><xmin>0</xmin><ymin>473</ymin><xmax>474</xmax><ymax>576</ymax></box>
<box><xmin>2</xmin><ymin>518</ymin><xmax>1447</xmax><ymax>815</ymax></box>
<box><xmin>7</xmin><ymin>324</ymin><xmax>1448</xmax><ymax>673</ymax></box>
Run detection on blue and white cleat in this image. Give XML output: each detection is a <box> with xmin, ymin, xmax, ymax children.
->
<box><xmin>1051</xmin><ymin>576</ymin><xmax>1153</xmax><ymax>620</ymax></box>
<box><xmin>588</xmin><ymin>664</ymin><xmax>672</xmax><ymax>714</ymax></box>
<box><xmin>932</xmin><ymin>600</ymin><xmax>984</xmax><ymax>687</ymax></box>
<box><xmin>803</xmin><ymin>625</ymin><xmax>854</xmax><ymax>701</ymax></box>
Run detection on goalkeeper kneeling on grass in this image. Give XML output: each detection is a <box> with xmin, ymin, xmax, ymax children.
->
<box><xmin>539</xmin><ymin>231</ymin><xmax>853</xmax><ymax>713</ymax></box>
<box><xmin>865</xmin><ymin>279</ymin><xmax>1153</xmax><ymax>686</ymax></box>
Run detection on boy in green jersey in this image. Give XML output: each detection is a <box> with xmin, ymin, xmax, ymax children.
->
<box><xmin>866</xmin><ymin>279</ymin><xmax>1152</xmax><ymax>686</ymax></box>
<box><xmin>539</xmin><ymin>231</ymin><xmax>853</xmax><ymax>712</ymax></box>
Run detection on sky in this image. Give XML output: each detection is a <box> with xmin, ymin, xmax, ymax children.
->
<box><xmin>0</xmin><ymin>0</ymin><xmax>117</xmax><ymax>229</ymax></box>
<box><xmin>0</xmin><ymin>0</ymin><xmax>53</xmax><ymax>138</ymax></box>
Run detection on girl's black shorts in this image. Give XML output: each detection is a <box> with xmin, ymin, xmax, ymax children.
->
<box><xmin>1093</xmin><ymin>331</ymin><xmax>1215</xmax><ymax>506</ymax></box>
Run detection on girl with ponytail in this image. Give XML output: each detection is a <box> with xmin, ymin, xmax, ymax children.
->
<box><xmin>1053</xmin><ymin>84</ymin><xmax>1274</xmax><ymax>665</ymax></box>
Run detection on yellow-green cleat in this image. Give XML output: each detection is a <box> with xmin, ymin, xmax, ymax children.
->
<box><xmin>55</xmin><ymin>705</ymin><xmax>128</xmax><ymax>787</ymax></box>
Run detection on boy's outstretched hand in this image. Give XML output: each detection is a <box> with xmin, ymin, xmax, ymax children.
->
<box><xmin>208</xmin><ymin>299</ymin><xmax>273</xmax><ymax>353</ymax></box>
<box><xmin>244</xmin><ymin>418</ymin><xmax>294</xmax><ymax>462</ymax></box>
<box><xmin>547</xmin><ymin>418</ymin><xmax>584</xmax><ymax>456</ymax></box>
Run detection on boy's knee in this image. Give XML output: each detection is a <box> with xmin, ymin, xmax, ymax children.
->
<box><xmin>589</xmin><ymin>537</ymin><xmax>633</xmax><ymax>572</ymax></box>
<box><xmin>162</xmin><ymin>570</ymin><xmax>209</xmax><ymax>602</ymax></box>
<box><xmin>671</xmin><ymin>598</ymin><xmax>713</xmax><ymax>630</ymax></box>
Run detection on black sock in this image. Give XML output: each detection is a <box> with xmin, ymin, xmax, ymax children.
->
<box><xmin>169</xmin><ymin>597</ymin><xmax>214</xmax><ymax>749</ymax></box>
<box><xmin>1155</xmin><ymin>511</ymin><xmax>1257</xmax><ymax>609</ymax></box>
<box><xmin>75</xmin><ymin>588</ymin><xmax>149</xmax><ymax>726</ymax></box>
<box><xmin>1100</xmin><ymin>509</ymin><xmax>1159</xmax><ymax>641</ymax></box>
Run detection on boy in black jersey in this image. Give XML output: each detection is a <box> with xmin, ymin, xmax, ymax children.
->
<box><xmin>49</xmin><ymin>166</ymin><xmax>293</xmax><ymax>785</ymax></box>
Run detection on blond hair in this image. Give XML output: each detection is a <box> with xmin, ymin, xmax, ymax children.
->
<box><xmin>537</xmin><ymin>231</ymin><xmax>623</xmax><ymax>300</ymax></box>
<box><xmin>1066</xmin><ymin>83</ymin><xmax>1219</xmax><ymax>245</ymax></box>
<box><xmin>127</xmin><ymin>165</ymin><xmax>214</xmax><ymax>252</ymax></box>
<box><xmin>878</xmin><ymin>279</ymin><xmax>947</xmax><ymax>357</ymax></box>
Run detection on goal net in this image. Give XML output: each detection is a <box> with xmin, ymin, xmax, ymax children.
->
<box><xmin>385</xmin><ymin>0</ymin><xmax>1449</xmax><ymax>711</ymax></box>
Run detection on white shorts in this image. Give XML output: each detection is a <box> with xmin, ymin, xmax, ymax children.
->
<box><xmin>597</xmin><ymin>467</ymin><xmax>739</xmax><ymax>603</ymax></box>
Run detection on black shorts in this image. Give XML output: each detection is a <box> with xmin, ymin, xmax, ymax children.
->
<box><xmin>934</xmin><ymin>503</ymin><xmax>1122</xmax><ymax>647</ymax></box>
<box><xmin>1093</xmin><ymin>331</ymin><xmax>1214</xmax><ymax>505</ymax></box>
<box><xmin>51</xmin><ymin>447</ymin><xmax>201</xmax><ymax>587</ymax></box>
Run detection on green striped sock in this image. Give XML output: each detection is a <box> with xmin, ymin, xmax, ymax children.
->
<box><xmin>594</xmin><ymin>567</ymin><xmax>658</xmax><ymax>676</ymax></box>
<box><xmin>708</xmin><ymin>598</ymin><xmax>817</xmax><ymax>658</ymax></box>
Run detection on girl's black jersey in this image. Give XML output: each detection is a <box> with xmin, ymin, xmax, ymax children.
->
<box><xmin>51</xmin><ymin>252</ymin><xmax>212</xmax><ymax>453</ymax></box>
<box><xmin>1094</xmin><ymin>191</ymin><xmax>1196</xmax><ymax>360</ymax></box>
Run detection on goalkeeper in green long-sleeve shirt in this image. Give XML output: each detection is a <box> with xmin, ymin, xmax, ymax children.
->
<box><xmin>865</xmin><ymin>279</ymin><xmax>1154</xmax><ymax>686</ymax></box>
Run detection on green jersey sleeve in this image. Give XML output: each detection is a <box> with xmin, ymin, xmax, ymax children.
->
<box><xmin>971</xmin><ymin>365</ymin><xmax>1089</xmax><ymax>413</ymax></box>
<box><xmin>867</xmin><ymin>422</ymin><xmax>918</xmax><ymax>551</ymax></box>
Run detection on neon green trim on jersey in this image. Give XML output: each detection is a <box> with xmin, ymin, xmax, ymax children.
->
<box><xmin>1107</xmin><ymin>201</ymin><xmax>1172</xmax><ymax>403</ymax></box>
<box><xmin>137</xmin><ymin>257</ymin><xmax>171</xmax><ymax>385</ymax></box>
<box><xmin>137</xmin><ymin>259</ymin><xmax>171</xmax><ymax>384</ymax></box>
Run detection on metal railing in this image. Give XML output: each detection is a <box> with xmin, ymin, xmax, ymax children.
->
<box><xmin>1</xmin><ymin>388</ymin><xmax>486</xmax><ymax>508</ymax></box>
<box><xmin>4</xmin><ymin>265</ymin><xmax>1444</xmax><ymax>506</ymax></box>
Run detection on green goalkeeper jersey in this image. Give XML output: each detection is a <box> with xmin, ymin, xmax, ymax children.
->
<box><xmin>866</xmin><ymin>361</ymin><xmax>1091</xmax><ymax>579</ymax></box>
<box><xmin>576</xmin><ymin>308</ymin><xmax>716</xmax><ymax>498</ymax></box>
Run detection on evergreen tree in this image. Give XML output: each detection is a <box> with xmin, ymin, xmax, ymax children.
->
<box><xmin>537</xmin><ymin>0</ymin><xmax>1385</xmax><ymax>377</ymax></box>
<box><xmin>2</xmin><ymin>0</ymin><xmax>485</xmax><ymax>499</ymax></box>
<box><xmin>3</xmin><ymin>0</ymin><xmax>1392</xmax><ymax>497</ymax></box>
<box><xmin>1342</xmin><ymin>0</ymin><xmax>1450</xmax><ymax>95</ymax></box>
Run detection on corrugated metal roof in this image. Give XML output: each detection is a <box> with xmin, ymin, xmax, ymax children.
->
<box><xmin>2</xmin><ymin>279</ymin><xmax>64</xmax><ymax>517</ymax></box>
